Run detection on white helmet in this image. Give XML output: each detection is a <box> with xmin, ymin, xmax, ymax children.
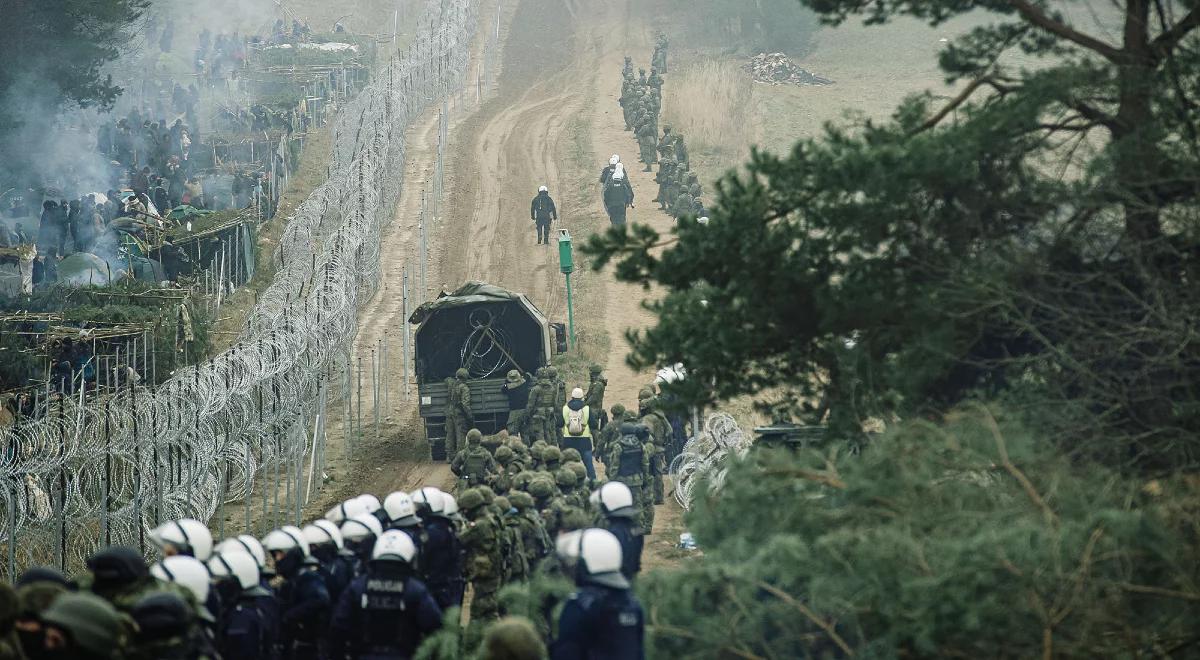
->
<box><xmin>208</xmin><ymin>550</ymin><xmax>260</xmax><ymax>590</ymax></box>
<box><xmin>610</xmin><ymin>154</ymin><xmax>620</xmax><ymax>165</ymax></box>
<box><xmin>383</xmin><ymin>491</ymin><xmax>420</xmax><ymax>526</ymax></box>
<box><xmin>325</xmin><ymin>497</ymin><xmax>370</xmax><ymax>523</ymax></box>
<box><xmin>613</xmin><ymin>164</ymin><xmax>625</xmax><ymax>181</ymax></box>
<box><xmin>442</xmin><ymin>492</ymin><xmax>459</xmax><ymax>517</ymax></box>
<box><xmin>555</xmin><ymin>528</ymin><xmax>627</xmax><ymax>589</ymax></box>
<box><xmin>410</xmin><ymin>487</ymin><xmax>446</xmax><ymax>515</ymax></box>
<box><xmin>151</xmin><ymin>555</ymin><xmax>211</xmax><ymax>604</ymax></box>
<box><xmin>149</xmin><ymin>519</ymin><xmax>214</xmax><ymax>561</ymax></box>
<box><xmin>340</xmin><ymin>513</ymin><xmax>383</xmax><ymax>542</ymax></box>
<box><xmin>214</xmin><ymin>535</ymin><xmax>267</xmax><ymax>569</ymax></box>
<box><xmin>539</xmin><ymin>185</ymin><xmax>548</xmax><ymax>193</ymax></box>
<box><xmin>697</xmin><ymin>216</ymin><xmax>710</xmax><ymax>225</ymax></box>
<box><xmin>590</xmin><ymin>482</ymin><xmax>636</xmax><ymax>517</ymax></box>
<box><xmin>371</xmin><ymin>530</ymin><xmax>417</xmax><ymax>564</ymax></box>
<box><xmin>356</xmin><ymin>494</ymin><xmax>383</xmax><ymax>514</ymax></box>
<box><xmin>261</xmin><ymin>525</ymin><xmax>309</xmax><ymax>556</ymax></box>
<box><xmin>303</xmin><ymin>520</ymin><xmax>344</xmax><ymax>550</ymax></box>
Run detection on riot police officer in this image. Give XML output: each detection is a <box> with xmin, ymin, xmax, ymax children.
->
<box><xmin>590</xmin><ymin>482</ymin><xmax>644</xmax><ymax>581</ymax></box>
<box><xmin>329</xmin><ymin>530</ymin><xmax>443</xmax><ymax>659</ymax></box>
<box><xmin>208</xmin><ymin>548</ymin><xmax>278</xmax><ymax>659</ymax></box>
<box><xmin>410</xmin><ymin>487</ymin><xmax>465</xmax><ymax>610</ymax></box>
<box><xmin>550</xmin><ymin>529</ymin><xmax>645</xmax><ymax>659</ymax></box>
<box><xmin>262</xmin><ymin>526</ymin><xmax>331</xmax><ymax>660</ymax></box>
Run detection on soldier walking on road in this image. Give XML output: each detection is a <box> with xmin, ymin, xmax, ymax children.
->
<box><xmin>530</xmin><ymin>185</ymin><xmax>558</xmax><ymax>245</ymax></box>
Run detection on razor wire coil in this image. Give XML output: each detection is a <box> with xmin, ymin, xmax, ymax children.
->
<box><xmin>0</xmin><ymin>0</ymin><xmax>479</xmax><ymax>572</ymax></box>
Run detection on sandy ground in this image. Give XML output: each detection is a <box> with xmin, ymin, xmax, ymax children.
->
<box><xmin>286</xmin><ymin>0</ymin><xmax>691</xmax><ymax>566</ymax></box>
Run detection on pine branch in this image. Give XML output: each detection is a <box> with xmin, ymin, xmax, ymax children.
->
<box><xmin>1150</xmin><ymin>8</ymin><xmax>1200</xmax><ymax>60</ymax></box>
<box><xmin>755</xmin><ymin>581</ymin><xmax>855</xmax><ymax>657</ymax></box>
<box><xmin>977</xmin><ymin>404</ymin><xmax>1059</xmax><ymax>526</ymax></box>
<box><xmin>1005</xmin><ymin>0</ymin><xmax>1125</xmax><ymax>62</ymax></box>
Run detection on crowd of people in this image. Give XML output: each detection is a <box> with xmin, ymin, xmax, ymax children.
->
<box><xmin>0</xmin><ymin>365</ymin><xmax>670</xmax><ymax>659</ymax></box>
<box><xmin>614</xmin><ymin>34</ymin><xmax>708</xmax><ymax>225</ymax></box>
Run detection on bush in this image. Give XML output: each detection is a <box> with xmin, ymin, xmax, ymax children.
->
<box><xmin>640</xmin><ymin>407</ymin><xmax>1200</xmax><ymax>657</ymax></box>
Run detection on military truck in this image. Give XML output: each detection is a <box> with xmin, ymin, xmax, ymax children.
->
<box><xmin>409</xmin><ymin>281</ymin><xmax>566</xmax><ymax>460</ymax></box>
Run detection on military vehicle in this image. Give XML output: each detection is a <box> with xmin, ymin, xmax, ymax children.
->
<box><xmin>409</xmin><ymin>281</ymin><xmax>566</xmax><ymax>460</ymax></box>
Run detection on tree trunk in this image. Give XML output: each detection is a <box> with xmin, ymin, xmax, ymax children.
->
<box><xmin>1114</xmin><ymin>0</ymin><xmax>1163</xmax><ymax>243</ymax></box>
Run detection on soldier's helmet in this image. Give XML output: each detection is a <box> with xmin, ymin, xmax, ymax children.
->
<box><xmin>509</xmin><ymin>491</ymin><xmax>535</xmax><ymax>510</ymax></box>
<box><xmin>638</xmin><ymin>387</ymin><xmax>656</xmax><ymax>402</ymax></box>
<box><xmin>536</xmin><ymin>367</ymin><xmax>548</xmax><ymax>379</ymax></box>
<box><xmin>40</xmin><ymin>593</ymin><xmax>125</xmax><ymax>657</ymax></box>
<box><xmin>483</xmin><ymin>617</ymin><xmax>546</xmax><ymax>659</ymax></box>
<box><xmin>567</xmin><ymin>461</ymin><xmax>588</xmax><ymax>483</ymax></box>
<box><xmin>555</xmin><ymin>468</ymin><xmax>577</xmax><ymax>489</ymax></box>
<box><xmin>546</xmin><ymin>366</ymin><xmax>558</xmax><ymax>379</ymax></box>
<box><xmin>456</xmin><ymin>368</ymin><xmax>470</xmax><ymax>380</ymax></box>
<box><xmin>541</xmin><ymin>446</ymin><xmax>562</xmax><ymax>464</ymax></box>
<box><xmin>466</xmin><ymin>429</ymin><xmax>483</xmax><ymax>446</ymax></box>
<box><xmin>639</xmin><ymin>68</ymin><xmax>646</xmax><ymax>74</ymax></box>
<box><xmin>663</xmin><ymin>125</ymin><xmax>673</xmax><ymax>134</ymax></box>
<box><xmin>589</xmin><ymin>364</ymin><xmax>603</xmax><ymax>375</ymax></box>
<box><xmin>528</xmin><ymin>477</ymin><xmax>555</xmax><ymax>499</ymax></box>
<box><xmin>611</xmin><ymin>403</ymin><xmax>626</xmax><ymax>417</ymax></box>
<box><xmin>690</xmin><ymin>183</ymin><xmax>701</xmax><ymax>196</ymax></box>
<box><xmin>495</xmin><ymin>445</ymin><xmax>514</xmax><ymax>464</ymax></box>
<box><xmin>561</xmin><ymin>448</ymin><xmax>583</xmax><ymax>463</ymax></box>
<box><xmin>559</xmin><ymin>508</ymin><xmax>592</xmax><ymax>533</ymax></box>
<box><xmin>493</xmin><ymin>495</ymin><xmax>512</xmax><ymax>512</ymax></box>
<box><xmin>458</xmin><ymin>488</ymin><xmax>486</xmax><ymax>512</ymax></box>
<box><xmin>477</xmin><ymin>485</ymin><xmax>496</xmax><ymax>504</ymax></box>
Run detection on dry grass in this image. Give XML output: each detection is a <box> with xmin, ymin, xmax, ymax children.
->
<box><xmin>661</xmin><ymin>60</ymin><xmax>755</xmax><ymax>184</ymax></box>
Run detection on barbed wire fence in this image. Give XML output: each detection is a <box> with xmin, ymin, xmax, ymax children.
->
<box><xmin>0</xmin><ymin>0</ymin><xmax>479</xmax><ymax>580</ymax></box>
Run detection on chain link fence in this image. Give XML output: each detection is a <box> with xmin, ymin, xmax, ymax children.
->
<box><xmin>0</xmin><ymin>0</ymin><xmax>478</xmax><ymax>579</ymax></box>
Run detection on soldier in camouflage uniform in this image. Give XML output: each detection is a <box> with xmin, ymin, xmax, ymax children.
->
<box><xmin>673</xmin><ymin>187</ymin><xmax>694</xmax><ymax>220</ymax></box>
<box><xmin>451</xmin><ymin>429</ymin><xmax>499</xmax><ymax>495</ymax></box>
<box><xmin>37</xmin><ymin>592</ymin><xmax>128</xmax><ymax>660</ymax></box>
<box><xmin>584</xmin><ymin>365</ymin><xmax>607</xmax><ymax>426</ymax></box>
<box><xmin>458</xmin><ymin>488</ymin><xmax>504</xmax><ymax>622</ymax></box>
<box><xmin>493</xmin><ymin>445</ymin><xmax>518</xmax><ymax>494</ymax></box>
<box><xmin>129</xmin><ymin>591</ymin><xmax>219</xmax><ymax>660</ymax></box>
<box><xmin>509</xmin><ymin>491</ymin><xmax>552</xmax><ymax>569</ymax></box>
<box><xmin>446</xmin><ymin>369</ymin><xmax>474</xmax><ymax>458</ymax></box>
<box><xmin>655</xmin><ymin>158</ymin><xmax>675</xmax><ymax>209</ymax></box>
<box><xmin>606</xmin><ymin>422</ymin><xmax>655</xmax><ymax>531</ymax></box>
<box><xmin>693</xmin><ymin>197</ymin><xmax>707</xmax><ymax>220</ymax></box>
<box><xmin>565</xmin><ymin>461</ymin><xmax>591</xmax><ymax>501</ymax></box>
<box><xmin>636</xmin><ymin>121</ymin><xmax>657</xmax><ymax>172</ymax></box>
<box><xmin>546</xmin><ymin>367</ymin><xmax>566</xmax><ymax>446</ymax></box>
<box><xmin>594</xmin><ymin>403</ymin><xmax>630</xmax><ymax>472</ymax></box>
<box><xmin>493</xmin><ymin>495</ymin><xmax>529</xmax><ymax>583</ymax></box>
<box><xmin>527</xmin><ymin>477</ymin><xmax>561</xmax><ymax>537</ymax></box>
<box><xmin>673</xmin><ymin>132</ymin><xmax>690</xmax><ymax>170</ymax></box>
<box><xmin>524</xmin><ymin>369</ymin><xmax>550</xmax><ymax>445</ymax></box>
<box><xmin>622</xmin><ymin>56</ymin><xmax>634</xmax><ymax>79</ymax></box>
<box><xmin>537</xmin><ymin>445</ymin><xmax>563</xmax><ymax>475</ymax></box>
<box><xmin>647</xmin><ymin>69</ymin><xmax>664</xmax><ymax>96</ymax></box>
<box><xmin>637</xmin><ymin>68</ymin><xmax>647</xmax><ymax>86</ymax></box>
<box><xmin>639</xmin><ymin>388</ymin><xmax>673</xmax><ymax>507</ymax></box>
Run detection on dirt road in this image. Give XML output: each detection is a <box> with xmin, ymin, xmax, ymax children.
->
<box><xmin>316</xmin><ymin>0</ymin><xmax>686</xmax><ymax>561</ymax></box>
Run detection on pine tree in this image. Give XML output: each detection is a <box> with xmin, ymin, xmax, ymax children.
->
<box><xmin>639</xmin><ymin>409</ymin><xmax>1200</xmax><ymax>657</ymax></box>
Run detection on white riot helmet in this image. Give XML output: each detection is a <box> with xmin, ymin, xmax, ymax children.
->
<box><xmin>214</xmin><ymin>535</ymin><xmax>268</xmax><ymax>569</ymax></box>
<box><xmin>207</xmin><ymin>550</ymin><xmax>260</xmax><ymax>590</ymax></box>
<box><xmin>539</xmin><ymin>185</ymin><xmax>548</xmax><ymax>193</ymax></box>
<box><xmin>261</xmin><ymin>525</ymin><xmax>310</xmax><ymax>557</ymax></box>
<box><xmin>150</xmin><ymin>555</ymin><xmax>211</xmax><ymax>604</ymax></box>
<box><xmin>383</xmin><ymin>491</ymin><xmax>421</xmax><ymax>526</ymax></box>
<box><xmin>555</xmin><ymin>528</ymin><xmax>627</xmax><ymax>589</ymax></box>
<box><xmin>357</xmin><ymin>494</ymin><xmax>383</xmax><ymax>514</ymax></box>
<box><xmin>325</xmin><ymin>497</ymin><xmax>370</xmax><ymax>524</ymax></box>
<box><xmin>410</xmin><ymin>487</ymin><xmax>446</xmax><ymax>516</ymax></box>
<box><xmin>340</xmin><ymin>513</ymin><xmax>383</xmax><ymax>543</ymax></box>
<box><xmin>613</xmin><ymin>163</ymin><xmax>625</xmax><ymax>181</ymax></box>
<box><xmin>150</xmin><ymin>519</ymin><xmax>214</xmax><ymax>561</ymax></box>
<box><xmin>590</xmin><ymin>482</ymin><xmax>637</xmax><ymax>518</ymax></box>
<box><xmin>302</xmin><ymin>520</ymin><xmax>344</xmax><ymax>550</ymax></box>
<box><xmin>442</xmin><ymin>492</ymin><xmax>459</xmax><ymax>517</ymax></box>
<box><xmin>610</xmin><ymin>154</ymin><xmax>620</xmax><ymax>165</ymax></box>
<box><xmin>371</xmin><ymin>530</ymin><xmax>418</xmax><ymax>564</ymax></box>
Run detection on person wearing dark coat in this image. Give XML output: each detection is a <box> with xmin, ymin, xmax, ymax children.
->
<box><xmin>36</xmin><ymin>201</ymin><xmax>63</xmax><ymax>258</ymax></box>
<box><xmin>530</xmin><ymin>186</ymin><xmax>558</xmax><ymax>245</ymax></box>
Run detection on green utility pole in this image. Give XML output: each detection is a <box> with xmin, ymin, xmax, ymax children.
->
<box><xmin>557</xmin><ymin>229</ymin><xmax>576</xmax><ymax>348</ymax></box>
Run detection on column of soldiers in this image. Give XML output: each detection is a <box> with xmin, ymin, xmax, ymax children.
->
<box><xmin>618</xmin><ymin>32</ymin><xmax>710</xmax><ymax>222</ymax></box>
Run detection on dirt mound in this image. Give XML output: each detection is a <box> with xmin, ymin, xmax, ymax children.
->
<box><xmin>745</xmin><ymin>52</ymin><xmax>833</xmax><ymax>86</ymax></box>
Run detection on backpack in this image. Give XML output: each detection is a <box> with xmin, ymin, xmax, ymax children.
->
<box><xmin>566</xmin><ymin>407</ymin><xmax>586</xmax><ymax>436</ymax></box>
<box><xmin>615</xmin><ymin>435</ymin><xmax>644</xmax><ymax>478</ymax></box>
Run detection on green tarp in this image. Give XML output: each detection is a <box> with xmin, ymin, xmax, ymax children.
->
<box><xmin>408</xmin><ymin>281</ymin><xmax>522</xmax><ymax>324</ymax></box>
